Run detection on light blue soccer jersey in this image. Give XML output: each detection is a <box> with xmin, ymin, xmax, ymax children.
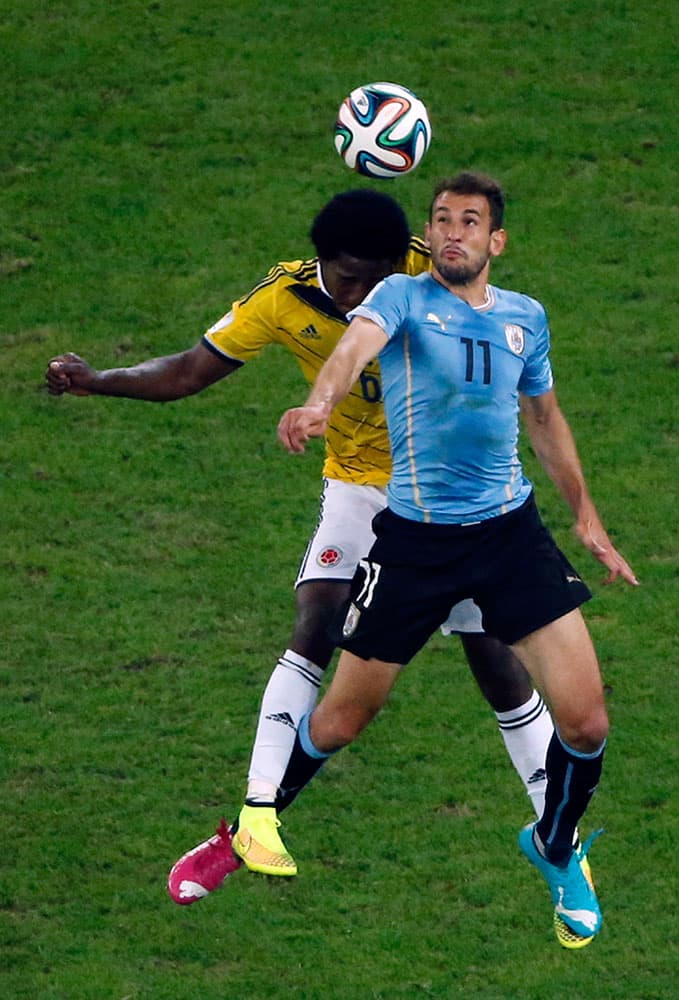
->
<box><xmin>349</xmin><ymin>272</ymin><xmax>554</xmax><ymax>524</ymax></box>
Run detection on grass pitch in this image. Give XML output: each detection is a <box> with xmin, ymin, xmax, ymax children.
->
<box><xmin>1</xmin><ymin>2</ymin><xmax>677</xmax><ymax>998</ymax></box>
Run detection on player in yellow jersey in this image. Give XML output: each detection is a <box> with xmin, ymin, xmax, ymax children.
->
<box><xmin>46</xmin><ymin>190</ymin><xmax>556</xmax><ymax>903</ymax></box>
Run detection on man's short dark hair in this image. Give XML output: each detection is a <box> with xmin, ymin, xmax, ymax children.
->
<box><xmin>311</xmin><ymin>189</ymin><xmax>411</xmax><ymax>262</ymax></box>
<box><xmin>429</xmin><ymin>172</ymin><xmax>505</xmax><ymax>231</ymax></box>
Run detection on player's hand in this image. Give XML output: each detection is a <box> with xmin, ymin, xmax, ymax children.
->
<box><xmin>278</xmin><ymin>404</ymin><xmax>330</xmax><ymax>453</ymax></box>
<box><xmin>574</xmin><ymin>518</ymin><xmax>639</xmax><ymax>586</ymax></box>
<box><xmin>45</xmin><ymin>353</ymin><xmax>96</xmax><ymax>396</ymax></box>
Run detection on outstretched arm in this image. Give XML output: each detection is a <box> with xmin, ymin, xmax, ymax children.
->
<box><xmin>520</xmin><ymin>389</ymin><xmax>638</xmax><ymax>585</ymax></box>
<box><xmin>278</xmin><ymin>316</ymin><xmax>388</xmax><ymax>453</ymax></box>
<box><xmin>45</xmin><ymin>341</ymin><xmax>238</xmax><ymax>401</ymax></box>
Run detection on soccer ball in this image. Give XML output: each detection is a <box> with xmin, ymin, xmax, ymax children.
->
<box><xmin>334</xmin><ymin>82</ymin><xmax>432</xmax><ymax>179</ymax></box>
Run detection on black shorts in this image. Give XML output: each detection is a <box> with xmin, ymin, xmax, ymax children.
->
<box><xmin>333</xmin><ymin>493</ymin><xmax>592</xmax><ymax>664</ymax></box>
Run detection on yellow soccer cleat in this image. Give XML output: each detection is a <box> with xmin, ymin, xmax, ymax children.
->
<box><xmin>553</xmin><ymin>910</ymin><xmax>596</xmax><ymax>950</ymax></box>
<box><xmin>232</xmin><ymin>804</ymin><xmax>298</xmax><ymax>876</ymax></box>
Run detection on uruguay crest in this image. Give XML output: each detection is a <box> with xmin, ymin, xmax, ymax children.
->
<box><xmin>342</xmin><ymin>602</ymin><xmax>361</xmax><ymax>638</ymax></box>
<box><xmin>504</xmin><ymin>323</ymin><xmax>525</xmax><ymax>355</ymax></box>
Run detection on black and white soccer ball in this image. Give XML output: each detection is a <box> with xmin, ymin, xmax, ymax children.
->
<box><xmin>334</xmin><ymin>82</ymin><xmax>432</xmax><ymax>179</ymax></box>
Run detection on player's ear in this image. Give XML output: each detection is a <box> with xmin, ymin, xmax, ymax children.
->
<box><xmin>424</xmin><ymin>221</ymin><xmax>432</xmax><ymax>247</ymax></box>
<box><xmin>490</xmin><ymin>228</ymin><xmax>507</xmax><ymax>257</ymax></box>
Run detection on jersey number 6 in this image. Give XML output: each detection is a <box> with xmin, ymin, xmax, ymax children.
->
<box><xmin>359</xmin><ymin>371</ymin><xmax>382</xmax><ymax>402</ymax></box>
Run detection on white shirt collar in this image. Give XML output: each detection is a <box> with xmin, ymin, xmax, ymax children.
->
<box><xmin>317</xmin><ymin>260</ymin><xmax>330</xmax><ymax>297</ymax></box>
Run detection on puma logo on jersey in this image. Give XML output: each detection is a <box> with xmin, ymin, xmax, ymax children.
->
<box><xmin>426</xmin><ymin>312</ymin><xmax>446</xmax><ymax>330</ymax></box>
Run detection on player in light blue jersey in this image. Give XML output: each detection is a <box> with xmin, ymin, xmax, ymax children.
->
<box><xmin>276</xmin><ymin>172</ymin><xmax>638</xmax><ymax>948</ymax></box>
<box><xmin>365</xmin><ymin>271</ymin><xmax>553</xmax><ymax>523</ymax></box>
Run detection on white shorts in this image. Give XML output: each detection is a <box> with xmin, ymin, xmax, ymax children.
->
<box><xmin>296</xmin><ymin>478</ymin><xmax>484</xmax><ymax>635</ymax></box>
<box><xmin>296</xmin><ymin>478</ymin><xmax>385</xmax><ymax>586</ymax></box>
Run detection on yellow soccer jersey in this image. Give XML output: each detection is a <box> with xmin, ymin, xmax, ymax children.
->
<box><xmin>203</xmin><ymin>236</ymin><xmax>431</xmax><ymax>486</ymax></box>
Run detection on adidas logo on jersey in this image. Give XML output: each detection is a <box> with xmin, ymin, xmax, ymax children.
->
<box><xmin>265</xmin><ymin>711</ymin><xmax>296</xmax><ymax>729</ymax></box>
<box><xmin>299</xmin><ymin>324</ymin><xmax>321</xmax><ymax>339</ymax></box>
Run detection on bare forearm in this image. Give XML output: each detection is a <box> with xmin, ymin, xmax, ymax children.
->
<box><xmin>522</xmin><ymin>395</ymin><xmax>594</xmax><ymax>520</ymax></box>
<box><xmin>306</xmin><ymin>316</ymin><xmax>388</xmax><ymax>410</ymax></box>
<box><xmin>86</xmin><ymin>354</ymin><xmax>201</xmax><ymax>401</ymax></box>
<box><xmin>305</xmin><ymin>339</ymin><xmax>365</xmax><ymax>413</ymax></box>
<box><xmin>46</xmin><ymin>343</ymin><xmax>236</xmax><ymax>400</ymax></box>
<box><xmin>278</xmin><ymin>316</ymin><xmax>387</xmax><ymax>453</ymax></box>
<box><xmin>521</xmin><ymin>391</ymin><xmax>637</xmax><ymax>585</ymax></box>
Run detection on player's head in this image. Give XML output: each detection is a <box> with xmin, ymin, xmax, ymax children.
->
<box><xmin>429</xmin><ymin>172</ymin><xmax>505</xmax><ymax>231</ymax></box>
<box><xmin>312</xmin><ymin>190</ymin><xmax>411</xmax><ymax>315</ymax></box>
<box><xmin>311</xmin><ymin>190</ymin><xmax>411</xmax><ymax>261</ymax></box>
<box><xmin>426</xmin><ymin>172</ymin><xmax>507</xmax><ymax>289</ymax></box>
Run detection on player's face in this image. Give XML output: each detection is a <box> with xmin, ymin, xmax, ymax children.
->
<box><xmin>425</xmin><ymin>192</ymin><xmax>506</xmax><ymax>288</ymax></box>
<box><xmin>322</xmin><ymin>252</ymin><xmax>396</xmax><ymax>316</ymax></box>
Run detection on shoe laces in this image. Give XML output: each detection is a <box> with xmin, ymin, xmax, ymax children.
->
<box><xmin>562</xmin><ymin>829</ymin><xmax>604</xmax><ymax>892</ymax></box>
<box><xmin>215</xmin><ymin>818</ymin><xmax>231</xmax><ymax>841</ymax></box>
<box><xmin>580</xmin><ymin>827</ymin><xmax>604</xmax><ymax>857</ymax></box>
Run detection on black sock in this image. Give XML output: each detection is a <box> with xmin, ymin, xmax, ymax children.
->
<box><xmin>536</xmin><ymin>731</ymin><xmax>605</xmax><ymax>864</ymax></box>
<box><xmin>276</xmin><ymin>713</ymin><xmax>333</xmax><ymax>813</ymax></box>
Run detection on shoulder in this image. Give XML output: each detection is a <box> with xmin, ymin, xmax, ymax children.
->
<box><xmin>387</xmin><ymin>271</ymin><xmax>430</xmax><ymax>290</ymax></box>
<box><xmin>491</xmin><ymin>285</ymin><xmax>548</xmax><ymax>326</ymax></box>
<box><xmin>356</xmin><ymin>273</ymin><xmax>430</xmax><ymax>331</ymax></box>
<box><xmin>277</xmin><ymin>257</ymin><xmax>318</xmax><ymax>282</ymax></box>
<box><xmin>238</xmin><ymin>257</ymin><xmax>318</xmax><ymax>304</ymax></box>
<box><xmin>369</xmin><ymin>271</ymin><xmax>428</xmax><ymax>304</ymax></box>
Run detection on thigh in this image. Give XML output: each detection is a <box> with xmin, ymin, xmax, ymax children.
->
<box><xmin>512</xmin><ymin>608</ymin><xmax>606</xmax><ymax>739</ymax></box>
<box><xmin>317</xmin><ymin>651</ymin><xmax>401</xmax><ymax>717</ymax></box>
<box><xmin>295</xmin><ymin>478</ymin><xmax>386</xmax><ymax>586</ymax></box>
<box><xmin>310</xmin><ymin>651</ymin><xmax>402</xmax><ymax>751</ymax></box>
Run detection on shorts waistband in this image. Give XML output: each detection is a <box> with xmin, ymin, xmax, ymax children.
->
<box><xmin>382</xmin><ymin>492</ymin><xmax>537</xmax><ymax>538</ymax></box>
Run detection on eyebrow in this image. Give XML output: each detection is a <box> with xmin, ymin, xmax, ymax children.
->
<box><xmin>433</xmin><ymin>206</ymin><xmax>483</xmax><ymax>218</ymax></box>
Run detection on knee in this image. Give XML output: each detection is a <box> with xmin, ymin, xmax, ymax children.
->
<box><xmin>558</xmin><ymin>704</ymin><xmax>609</xmax><ymax>754</ymax></box>
<box><xmin>310</xmin><ymin>703</ymin><xmax>377</xmax><ymax>753</ymax></box>
<box><xmin>290</xmin><ymin>583</ymin><xmax>347</xmax><ymax>667</ymax></box>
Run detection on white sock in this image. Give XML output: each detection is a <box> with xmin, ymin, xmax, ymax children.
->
<box><xmin>495</xmin><ymin>690</ymin><xmax>553</xmax><ymax>819</ymax></box>
<box><xmin>246</xmin><ymin>649</ymin><xmax>324</xmax><ymax>800</ymax></box>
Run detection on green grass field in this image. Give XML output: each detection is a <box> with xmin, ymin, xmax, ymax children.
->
<box><xmin>2</xmin><ymin>2</ymin><xmax>677</xmax><ymax>997</ymax></box>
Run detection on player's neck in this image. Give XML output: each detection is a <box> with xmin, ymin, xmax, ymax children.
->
<box><xmin>431</xmin><ymin>269</ymin><xmax>491</xmax><ymax>308</ymax></box>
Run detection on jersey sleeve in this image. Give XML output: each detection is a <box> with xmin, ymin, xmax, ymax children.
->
<box><xmin>518</xmin><ymin>301</ymin><xmax>554</xmax><ymax>396</ymax></box>
<box><xmin>203</xmin><ymin>262</ymin><xmax>303</xmax><ymax>363</ymax></box>
<box><xmin>348</xmin><ymin>273</ymin><xmax>413</xmax><ymax>341</ymax></box>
